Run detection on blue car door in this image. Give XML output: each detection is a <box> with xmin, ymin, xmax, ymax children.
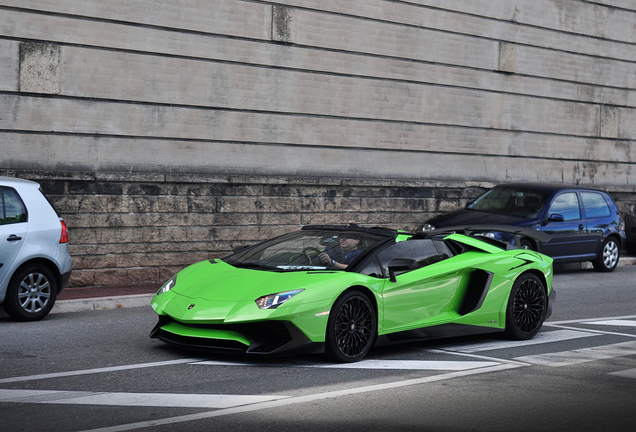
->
<box><xmin>579</xmin><ymin>191</ymin><xmax>613</xmax><ymax>251</ymax></box>
<box><xmin>539</xmin><ymin>191</ymin><xmax>598</xmax><ymax>260</ymax></box>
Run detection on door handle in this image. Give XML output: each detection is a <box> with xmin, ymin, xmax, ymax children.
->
<box><xmin>6</xmin><ymin>235</ymin><xmax>22</xmax><ymax>241</ymax></box>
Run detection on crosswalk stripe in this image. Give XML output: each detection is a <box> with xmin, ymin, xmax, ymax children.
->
<box><xmin>0</xmin><ymin>358</ymin><xmax>202</xmax><ymax>384</ymax></box>
<box><xmin>80</xmin><ymin>363</ymin><xmax>522</xmax><ymax>432</ymax></box>
<box><xmin>304</xmin><ymin>359</ymin><xmax>501</xmax><ymax>370</ymax></box>
<box><xmin>514</xmin><ymin>340</ymin><xmax>636</xmax><ymax>367</ymax></box>
<box><xmin>0</xmin><ymin>389</ymin><xmax>289</xmax><ymax>409</ymax></box>
<box><xmin>609</xmin><ymin>368</ymin><xmax>636</xmax><ymax>379</ymax></box>
<box><xmin>431</xmin><ymin>329</ymin><xmax>599</xmax><ymax>353</ymax></box>
<box><xmin>587</xmin><ymin>320</ymin><xmax>636</xmax><ymax>327</ymax></box>
<box><xmin>193</xmin><ymin>359</ymin><xmax>500</xmax><ymax>370</ymax></box>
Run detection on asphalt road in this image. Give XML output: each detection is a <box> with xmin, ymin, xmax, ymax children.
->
<box><xmin>1</xmin><ymin>266</ymin><xmax>635</xmax><ymax>432</ymax></box>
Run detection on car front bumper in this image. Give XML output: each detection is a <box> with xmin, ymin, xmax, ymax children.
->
<box><xmin>150</xmin><ymin>316</ymin><xmax>325</xmax><ymax>356</ymax></box>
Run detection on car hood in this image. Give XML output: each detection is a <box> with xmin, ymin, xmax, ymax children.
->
<box><xmin>151</xmin><ymin>259</ymin><xmax>354</xmax><ymax>322</ymax></box>
<box><xmin>427</xmin><ymin>209</ymin><xmax>533</xmax><ymax>228</ymax></box>
<box><xmin>169</xmin><ymin>260</ymin><xmax>336</xmax><ymax>302</ymax></box>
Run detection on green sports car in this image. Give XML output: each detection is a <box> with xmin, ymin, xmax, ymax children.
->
<box><xmin>150</xmin><ymin>224</ymin><xmax>555</xmax><ymax>362</ymax></box>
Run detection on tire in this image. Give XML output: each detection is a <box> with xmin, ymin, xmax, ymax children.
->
<box><xmin>3</xmin><ymin>264</ymin><xmax>58</xmax><ymax>321</ymax></box>
<box><xmin>505</xmin><ymin>273</ymin><xmax>547</xmax><ymax>340</ymax></box>
<box><xmin>592</xmin><ymin>237</ymin><xmax>620</xmax><ymax>272</ymax></box>
<box><xmin>325</xmin><ymin>290</ymin><xmax>377</xmax><ymax>363</ymax></box>
<box><xmin>519</xmin><ymin>238</ymin><xmax>535</xmax><ymax>250</ymax></box>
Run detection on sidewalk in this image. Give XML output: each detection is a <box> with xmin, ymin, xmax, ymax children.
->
<box><xmin>52</xmin><ymin>284</ymin><xmax>159</xmax><ymax>314</ymax></box>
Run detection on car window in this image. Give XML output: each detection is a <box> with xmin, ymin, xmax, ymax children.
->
<box><xmin>467</xmin><ymin>187</ymin><xmax>549</xmax><ymax>219</ymax></box>
<box><xmin>433</xmin><ymin>240</ymin><xmax>453</xmax><ymax>259</ymax></box>
<box><xmin>224</xmin><ymin>230</ymin><xmax>385</xmax><ymax>271</ymax></box>
<box><xmin>359</xmin><ymin>256</ymin><xmax>383</xmax><ymax>278</ymax></box>
<box><xmin>0</xmin><ymin>187</ymin><xmax>28</xmax><ymax>225</ymax></box>
<box><xmin>548</xmin><ymin>192</ymin><xmax>581</xmax><ymax>221</ymax></box>
<box><xmin>376</xmin><ymin>239</ymin><xmax>447</xmax><ymax>275</ymax></box>
<box><xmin>580</xmin><ymin>192</ymin><xmax>611</xmax><ymax>219</ymax></box>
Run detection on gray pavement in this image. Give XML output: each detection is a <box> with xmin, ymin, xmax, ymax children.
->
<box><xmin>1</xmin><ymin>255</ymin><xmax>634</xmax><ymax>319</ymax></box>
<box><xmin>51</xmin><ymin>254</ymin><xmax>636</xmax><ymax>314</ymax></box>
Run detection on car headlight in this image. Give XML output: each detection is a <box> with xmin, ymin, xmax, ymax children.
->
<box><xmin>157</xmin><ymin>275</ymin><xmax>177</xmax><ymax>296</ymax></box>
<box><xmin>421</xmin><ymin>224</ymin><xmax>436</xmax><ymax>232</ymax></box>
<box><xmin>255</xmin><ymin>289</ymin><xmax>304</xmax><ymax>309</ymax></box>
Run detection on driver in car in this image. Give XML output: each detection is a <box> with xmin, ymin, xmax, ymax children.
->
<box><xmin>318</xmin><ymin>235</ymin><xmax>362</xmax><ymax>269</ymax></box>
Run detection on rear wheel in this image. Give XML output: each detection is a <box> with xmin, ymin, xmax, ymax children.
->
<box><xmin>505</xmin><ymin>273</ymin><xmax>547</xmax><ymax>340</ymax></box>
<box><xmin>326</xmin><ymin>290</ymin><xmax>376</xmax><ymax>362</ymax></box>
<box><xmin>3</xmin><ymin>264</ymin><xmax>58</xmax><ymax>321</ymax></box>
<box><xmin>519</xmin><ymin>238</ymin><xmax>535</xmax><ymax>250</ymax></box>
<box><xmin>592</xmin><ymin>237</ymin><xmax>619</xmax><ymax>272</ymax></box>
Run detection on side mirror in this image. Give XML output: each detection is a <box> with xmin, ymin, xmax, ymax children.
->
<box><xmin>548</xmin><ymin>214</ymin><xmax>564</xmax><ymax>223</ymax></box>
<box><xmin>387</xmin><ymin>258</ymin><xmax>419</xmax><ymax>282</ymax></box>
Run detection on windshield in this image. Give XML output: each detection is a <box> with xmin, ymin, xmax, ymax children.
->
<box><xmin>223</xmin><ymin>230</ymin><xmax>386</xmax><ymax>271</ymax></box>
<box><xmin>467</xmin><ymin>186</ymin><xmax>550</xmax><ymax>219</ymax></box>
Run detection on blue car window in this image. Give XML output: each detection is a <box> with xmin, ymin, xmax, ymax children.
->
<box><xmin>580</xmin><ymin>192</ymin><xmax>611</xmax><ymax>219</ymax></box>
<box><xmin>548</xmin><ymin>192</ymin><xmax>581</xmax><ymax>221</ymax></box>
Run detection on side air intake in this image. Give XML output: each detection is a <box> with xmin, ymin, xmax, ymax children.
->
<box><xmin>459</xmin><ymin>270</ymin><xmax>494</xmax><ymax>316</ymax></box>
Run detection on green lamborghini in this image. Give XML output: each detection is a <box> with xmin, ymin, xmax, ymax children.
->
<box><xmin>150</xmin><ymin>224</ymin><xmax>555</xmax><ymax>362</ymax></box>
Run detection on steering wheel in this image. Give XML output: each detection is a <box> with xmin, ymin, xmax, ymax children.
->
<box><xmin>302</xmin><ymin>247</ymin><xmax>322</xmax><ymax>265</ymax></box>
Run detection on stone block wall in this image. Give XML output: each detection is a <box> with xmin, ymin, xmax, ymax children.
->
<box><xmin>0</xmin><ymin>169</ymin><xmax>496</xmax><ymax>286</ymax></box>
<box><xmin>1</xmin><ymin>0</ymin><xmax>635</xmax><ymax>287</ymax></box>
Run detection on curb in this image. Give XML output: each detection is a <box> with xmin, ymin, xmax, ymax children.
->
<box><xmin>555</xmin><ymin>256</ymin><xmax>636</xmax><ymax>271</ymax></box>
<box><xmin>51</xmin><ymin>293</ymin><xmax>155</xmax><ymax>314</ymax></box>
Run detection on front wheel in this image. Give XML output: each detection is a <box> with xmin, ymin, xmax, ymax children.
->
<box><xmin>592</xmin><ymin>237</ymin><xmax>619</xmax><ymax>272</ymax></box>
<box><xmin>3</xmin><ymin>264</ymin><xmax>58</xmax><ymax>321</ymax></box>
<box><xmin>505</xmin><ymin>273</ymin><xmax>547</xmax><ymax>340</ymax></box>
<box><xmin>326</xmin><ymin>290</ymin><xmax>376</xmax><ymax>362</ymax></box>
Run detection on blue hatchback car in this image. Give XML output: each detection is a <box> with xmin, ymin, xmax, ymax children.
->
<box><xmin>422</xmin><ymin>183</ymin><xmax>626</xmax><ymax>272</ymax></box>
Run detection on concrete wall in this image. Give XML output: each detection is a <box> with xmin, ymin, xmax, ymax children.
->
<box><xmin>1</xmin><ymin>0</ymin><xmax>635</xmax><ymax>287</ymax></box>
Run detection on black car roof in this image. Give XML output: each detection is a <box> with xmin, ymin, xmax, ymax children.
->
<box><xmin>301</xmin><ymin>223</ymin><xmax>399</xmax><ymax>237</ymax></box>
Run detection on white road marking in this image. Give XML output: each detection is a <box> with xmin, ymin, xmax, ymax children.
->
<box><xmin>544</xmin><ymin>323</ymin><xmax>636</xmax><ymax>339</ymax></box>
<box><xmin>0</xmin><ymin>389</ymin><xmax>289</xmax><ymax>409</ymax></box>
<box><xmin>0</xmin><ymin>358</ymin><xmax>202</xmax><ymax>384</ymax></box>
<box><xmin>514</xmin><ymin>340</ymin><xmax>636</xmax><ymax>367</ymax></box>
<box><xmin>609</xmin><ymin>368</ymin><xmax>636</xmax><ymax>380</ymax></box>
<box><xmin>587</xmin><ymin>320</ymin><xmax>636</xmax><ymax>327</ymax></box>
<box><xmin>547</xmin><ymin>315</ymin><xmax>636</xmax><ymax>325</ymax></box>
<box><xmin>432</xmin><ymin>329</ymin><xmax>600</xmax><ymax>353</ymax></box>
<box><xmin>306</xmin><ymin>359</ymin><xmax>501</xmax><ymax>370</ymax></box>
<box><xmin>193</xmin><ymin>359</ymin><xmax>501</xmax><ymax>370</ymax></box>
<box><xmin>3</xmin><ymin>314</ymin><xmax>634</xmax><ymax>431</ymax></box>
<box><xmin>79</xmin><ymin>363</ymin><xmax>523</xmax><ymax>432</ymax></box>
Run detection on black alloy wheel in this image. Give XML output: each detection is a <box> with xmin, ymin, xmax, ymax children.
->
<box><xmin>326</xmin><ymin>290</ymin><xmax>377</xmax><ymax>362</ymax></box>
<box><xmin>505</xmin><ymin>273</ymin><xmax>547</xmax><ymax>340</ymax></box>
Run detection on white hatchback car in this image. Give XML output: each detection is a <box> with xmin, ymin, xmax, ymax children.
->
<box><xmin>0</xmin><ymin>176</ymin><xmax>72</xmax><ymax>320</ymax></box>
